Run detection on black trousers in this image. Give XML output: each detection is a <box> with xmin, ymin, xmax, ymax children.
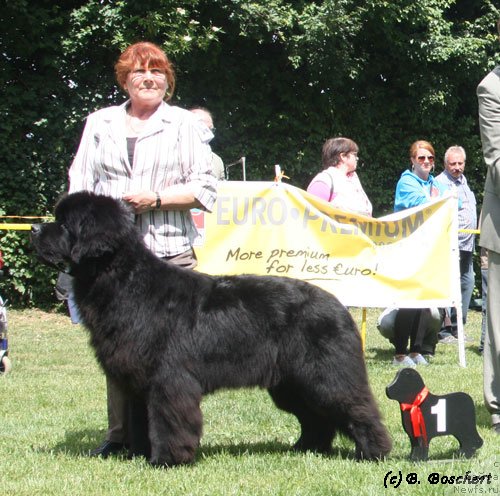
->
<box><xmin>393</xmin><ymin>308</ymin><xmax>427</xmax><ymax>355</ymax></box>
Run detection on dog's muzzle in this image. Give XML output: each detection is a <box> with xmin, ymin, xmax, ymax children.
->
<box><xmin>31</xmin><ymin>223</ymin><xmax>42</xmax><ymax>237</ymax></box>
<box><xmin>30</xmin><ymin>223</ymin><xmax>69</xmax><ymax>271</ymax></box>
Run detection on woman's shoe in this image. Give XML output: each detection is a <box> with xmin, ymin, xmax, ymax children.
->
<box><xmin>88</xmin><ymin>440</ymin><xmax>127</xmax><ymax>458</ymax></box>
<box><xmin>410</xmin><ymin>353</ymin><xmax>429</xmax><ymax>366</ymax></box>
<box><xmin>392</xmin><ymin>355</ymin><xmax>416</xmax><ymax>367</ymax></box>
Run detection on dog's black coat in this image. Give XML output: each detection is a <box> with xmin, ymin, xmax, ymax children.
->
<box><xmin>32</xmin><ymin>192</ymin><xmax>391</xmax><ymax>466</ymax></box>
<box><xmin>386</xmin><ymin>368</ymin><xmax>482</xmax><ymax>460</ymax></box>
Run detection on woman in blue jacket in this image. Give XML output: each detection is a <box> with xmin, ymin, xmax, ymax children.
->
<box><xmin>392</xmin><ymin>140</ymin><xmax>448</xmax><ymax>366</ymax></box>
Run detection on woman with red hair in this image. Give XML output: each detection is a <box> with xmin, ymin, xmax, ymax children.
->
<box><xmin>68</xmin><ymin>41</ymin><xmax>217</xmax><ymax>458</ymax></box>
<box><xmin>391</xmin><ymin>140</ymin><xmax>448</xmax><ymax>367</ymax></box>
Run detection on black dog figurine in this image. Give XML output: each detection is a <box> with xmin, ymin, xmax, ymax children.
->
<box><xmin>386</xmin><ymin>368</ymin><xmax>483</xmax><ymax>461</ymax></box>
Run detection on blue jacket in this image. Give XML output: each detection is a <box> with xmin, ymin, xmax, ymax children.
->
<box><xmin>394</xmin><ymin>169</ymin><xmax>448</xmax><ymax>212</ymax></box>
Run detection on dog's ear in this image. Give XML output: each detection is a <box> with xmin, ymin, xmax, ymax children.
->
<box><xmin>70</xmin><ymin>234</ymin><xmax>115</xmax><ymax>263</ymax></box>
<box><xmin>64</xmin><ymin>194</ymin><xmax>135</xmax><ymax>264</ymax></box>
<box><xmin>69</xmin><ymin>210</ymin><xmax>116</xmax><ymax>262</ymax></box>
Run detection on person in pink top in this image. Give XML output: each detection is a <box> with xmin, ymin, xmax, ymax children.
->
<box><xmin>307</xmin><ymin>137</ymin><xmax>372</xmax><ymax>217</ymax></box>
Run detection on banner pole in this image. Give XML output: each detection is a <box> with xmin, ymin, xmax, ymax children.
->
<box><xmin>456</xmin><ymin>300</ymin><xmax>466</xmax><ymax>367</ymax></box>
<box><xmin>451</xmin><ymin>196</ymin><xmax>466</xmax><ymax>367</ymax></box>
<box><xmin>361</xmin><ymin>307</ymin><xmax>367</xmax><ymax>351</ymax></box>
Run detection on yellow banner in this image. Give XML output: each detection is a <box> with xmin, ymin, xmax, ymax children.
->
<box><xmin>195</xmin><ymin>181</ymin><xmax>461</xmax><ymax>308</ymax></box>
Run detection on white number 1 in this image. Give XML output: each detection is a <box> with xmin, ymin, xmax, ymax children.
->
<box><xmin>431</xmin><ymin>399</ymin><xmax>447</xmax><ymax>432</ymax></box>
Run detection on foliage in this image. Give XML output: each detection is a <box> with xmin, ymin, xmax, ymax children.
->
<box><xmin>0</xmin><ymin>0</ymin><xmax>499</xmax><ymax>306</ymax></box>
<box><xmin>0</xmin><ymin>231</ymin><xmax>57</xmax><ymax>307</ymax></box>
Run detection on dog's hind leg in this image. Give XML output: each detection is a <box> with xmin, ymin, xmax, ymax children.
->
<box><xmin>293</xmin><ymin>415</ymin><xmax>336</xmax><ymax>455</ymax></box>
<box><xmin>268</xmin><ymin>383</ymin><xmax>335</xmax><ymax>454</ymax></box>
<box><xmin>340</xmin><ymin>399</ymin><xmax>392</xmax><ymax>460</ymax></box>
<box><xmin>271</xmin><ymin>374</ymin><xmax>391</xmax><ymax>460</ymax></box>
<box><xmin>147</xmin><ymin>377</ymin><xmax>203</xmax><ymax>467</ymax></box>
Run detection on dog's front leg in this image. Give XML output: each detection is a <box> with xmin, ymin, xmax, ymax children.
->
<box><xmin>127</xmin><ymin>396</ymin><xmax>151</xmax><ymax>459</ymax></box>
<box><xmin>147</xmin><ymin>379</ymin><xmax>203</xmax><ymax>467</ymax></box>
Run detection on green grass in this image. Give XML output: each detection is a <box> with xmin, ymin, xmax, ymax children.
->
<box><xmin>1</xmin><ymin>307</ymin><xmax>498</xmax><ymax>495</ymax></box>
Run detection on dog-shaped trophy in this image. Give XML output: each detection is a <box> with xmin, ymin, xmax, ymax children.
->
<box><xmin>386</xmin><ymin>368</ymin><xmax>483</xmax><ymax>461</ymax></box>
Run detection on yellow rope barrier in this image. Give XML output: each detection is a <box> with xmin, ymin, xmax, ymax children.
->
<box><xmin>0</xmin><ymin>215</ymin><xmax>51</xmax><ymax>219</ymax></box>
<box><xmin>0</xmin><ymin>215</ymin><xmax>483</xmax><ymax>233</ymax></box>
<box><xmin>0</xmin><ymin>215</ymin><xmax>52</xmax><ymax>231</ymax></box>
<box><xmin>0</xmin><ymin>224</ymin><xmax>34</xmax><ymax>231</ymax></box>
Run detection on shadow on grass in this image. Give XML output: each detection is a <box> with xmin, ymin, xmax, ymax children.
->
<box><xmin>46</xmin><ymin>429</ymin><xmax>356</xmax><ymax>462</ymax></box>
<box><xmin>365</xmin><ymin>346</ymin><xmax>396</xmax><ymax>364</ymax></box>
<box><xmin>367</xmin><ymin>344</ymin><xmax>484</xmax><ymax>365</ymax></box>
<box><xmin>197</xmin><ymin>441</ymin><xmax>354</xmax><ymax>461</ymax></box>
<box><xmin>49</xmin><ymin>428</ymin><xmax>108</xmax><ymax>456</ymax></box>
<box><xmin>198</xmin><ymin>441</ymin><xmax>484</xmax><ymax>465</ymax></box>
<box><xmin>389</xmin><ymin>446</ymin><xmax>485</xmax><ymax>462</ymax></box>
<box><xmin>476</xmin><ymin>403</ymin><xmax>494</xmax><ymax>429</ymax></box>
<box><xmin>47</xmin><ymin>430</ymin><xmax>484</xmax><ymax>465</ymax></box>
<box><xmin>468</xmin><ymin>345</ymin><xmax>484</xmax><ymax>357</ymax></box>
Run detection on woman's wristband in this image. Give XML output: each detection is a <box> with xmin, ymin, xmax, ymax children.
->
<box><xmin>155</xmin><ymin>192</ymin><xmax>161</xmax><ymax>209</ymax></box>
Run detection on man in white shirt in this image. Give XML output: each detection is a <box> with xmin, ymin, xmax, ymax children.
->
<box><xmin>190</xmin><ymin>107</ymin><xmax>225</xmax><ymax>180</ymax></box>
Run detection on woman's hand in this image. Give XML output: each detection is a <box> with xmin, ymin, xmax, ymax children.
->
<box><xmin>122</xmin><ymin>191</ymin><xmax>157</xmax><ymax>213</ymax></box>
<box><xmin>429</xmin><ymin>185</ymin><xmax>441</xmax><ymax>198</ymax></box>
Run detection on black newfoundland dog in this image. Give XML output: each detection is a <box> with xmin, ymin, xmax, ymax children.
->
<box><xmin>31</xmin><ymin>192</ymin><xmax>391</xmax><ymax>466</ymax></box>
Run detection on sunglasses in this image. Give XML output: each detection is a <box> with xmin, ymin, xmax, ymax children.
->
<box><xmin>416</xmin><ymin>155</ymin><xmax>434</xmax><ymax>164</ymax></box>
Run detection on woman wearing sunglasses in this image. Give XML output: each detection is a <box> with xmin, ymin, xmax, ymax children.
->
<box><xmin>391</xmin><ymin>140</ymin><xmax>448</xmax><ymax>367</ymax></box>
<box><xmin>394</xmin><ymin>140</ymin><xmax>447</xmax><ymax>212</ymax></box>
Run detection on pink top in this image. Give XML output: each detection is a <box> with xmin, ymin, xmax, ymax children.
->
<box><xmin>307</xmin><ymin>166</ymin><xmax>372</xmax><ymax>217</ymax></box>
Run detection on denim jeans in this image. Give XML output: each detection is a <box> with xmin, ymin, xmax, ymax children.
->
<box><xmin>439</xmin><ymin>250</ymin><xmax>474</xmax><ymax>337</ymax></box>
<box><xmin>67</xmin><ymin>292</ymin><xmax>82</xmax><ymax>325</ymax></box>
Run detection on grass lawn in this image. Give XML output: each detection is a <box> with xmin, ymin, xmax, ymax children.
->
<box><xmin>0</xmin><ymin>306</ymin><xmax>498</xmax><ymax>495</ymax></box>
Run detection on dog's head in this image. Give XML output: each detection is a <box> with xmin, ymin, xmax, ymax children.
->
<box><xmin>386</xmin><ymin>368</ymin><xmax>425</xmax><ymax>404</ymax></box>
<box><xmin>31</xmin><ymin>192</ymin><xmax>136</xmax><ymax>270</ymax></box>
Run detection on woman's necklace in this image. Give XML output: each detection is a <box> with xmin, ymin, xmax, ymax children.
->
<box><xmin>126</xmin><ymin>112</ymin><xmax>147</xmax><ymax>136</ymax></box>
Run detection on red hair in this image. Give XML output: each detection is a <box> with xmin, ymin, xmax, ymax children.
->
<box><xmin>114</xmin><ymin>42</ymin><xmax>175</xmax><ymax>100</ymax></box>
<box><xmin>409</xmin><ymin>140</ymin><xmax>435</xmax><ymax>159</ymax></box>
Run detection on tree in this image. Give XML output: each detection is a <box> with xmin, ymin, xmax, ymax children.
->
<box><xmin>0</xmin><ymin>0</ymin><xmax>499</xmax><ymax>306</ymax></box>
